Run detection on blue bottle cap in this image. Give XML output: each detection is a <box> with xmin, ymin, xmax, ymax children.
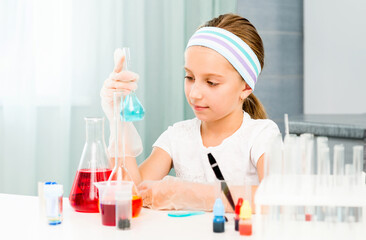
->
<box><xmin>45</xmin><ymin>181</ymin><xmax>57</xmax><ymax>185</ymax></box>
<box><xmin>213</xmin><ymin>198</ymin><xmax>225</xmax><ymax>217</ymax></box>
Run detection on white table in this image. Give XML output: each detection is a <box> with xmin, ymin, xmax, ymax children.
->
<box><xmin>0</xmin><ymin>193</ymin><xmax>247</xmax><ymax>240</ymax></box>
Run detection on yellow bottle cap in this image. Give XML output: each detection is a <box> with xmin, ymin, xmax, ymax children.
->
<box><xmin>239</xmin><ymin>200</ymin><xmax>252</xmax><ymax>219</ymax></box>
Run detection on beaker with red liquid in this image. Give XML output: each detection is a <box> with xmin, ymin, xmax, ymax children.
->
<box><xmin>99</xmin><ymin>195</ymin><xmax>143</xmax><ymax>226</ymax></box>
<box><xmin>69</xmin><ymin>117</ymin><xmax>111</xmax><ymax>213</ymax></box>
<box><xmin>94</xmin><ymin>181</ymin><xmax>135</xmax><ymax>226</ymax></box>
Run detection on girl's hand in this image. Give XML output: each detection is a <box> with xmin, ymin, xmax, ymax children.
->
<box><xmin>100</xmin><ymin>48</ymin><xmax>139</xmax><ymax>120</ymax></box>
<box><xmin>137</xmin><ymin>176</ymin><xmax>218</xmax><ymax>211</ymax></box>
<box><xmin>138</xmin><ymin>180</ymin><xmax>168</xmax><ymax>209</ymax></box>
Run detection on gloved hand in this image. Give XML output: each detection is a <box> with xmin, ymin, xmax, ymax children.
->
<box><xmin>101</xmin><ymin>48</ymin><xmax>139</xmax><ymax>120</ymax></box>
<box><xmin>138</xmin><ymin>176</ymin><xmax>250</xmax><ymax>212</ymax></box>
<box><xmin>100</xmin><ymin>48</ymin><xmax>142</xmax><ymax>157</ymax></box>
<box><xmin>138</xmin><ymin>176</ymin><xmax>217</xmax><ymax>211</ymax></box>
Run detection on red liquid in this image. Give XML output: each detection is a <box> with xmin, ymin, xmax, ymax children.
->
<box><xmin>69</xmin><ymin>168</ymin><xmax>112</xmax><ymax>213</ymax></box>
<box><xmin>100</xmin><ymin>203</ymin><xmax>116</xmax><ymax>226</ymax></box>
<box><xmin>100</xmin><ymin>196</ymin><xmax>143</xmax><ymax>226</ymax></box>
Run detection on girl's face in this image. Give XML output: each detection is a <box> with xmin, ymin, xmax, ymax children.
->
<box><xmin>184</xmin><ymin>46</ymin><xmax>252</xmax><ymax>122</ymax></box>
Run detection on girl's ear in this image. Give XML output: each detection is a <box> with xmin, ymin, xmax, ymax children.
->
<box><xmin>240</xmin><ymin>82</ymin><xmax>253</xmax><ymax>100</ymax></box>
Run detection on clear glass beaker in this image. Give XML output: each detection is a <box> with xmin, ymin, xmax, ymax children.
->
<box><xmin>93</xmin><ymin>181</ymin><xmax>133</xmax><ymax>227</ymax></box>
<box><xmin>69</xmin><ymin>117</ymin><xmax>112</xmax><ymax>213</ymax></box>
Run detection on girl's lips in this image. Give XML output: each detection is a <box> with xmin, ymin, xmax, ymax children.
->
<box><xmin>193</xmin><ymin>105</ymin><xmax>209</xmax><ymax>111</ymax></box>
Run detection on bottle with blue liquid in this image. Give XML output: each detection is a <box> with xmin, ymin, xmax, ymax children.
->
<box><xmin>213</xmin><ymin>198</ymin><xmax>225</xmax><ymax>233</ymax></box>
<box><xmin>120</xmin><ymin>47</ymin><xmax>145</xmax><ymax>122</ymax></box>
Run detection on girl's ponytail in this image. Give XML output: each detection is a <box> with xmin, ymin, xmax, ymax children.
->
<box><xmin>243</xmin><ymin>93</ymin><xmax>267</xmax><ymax>119</ymax></box>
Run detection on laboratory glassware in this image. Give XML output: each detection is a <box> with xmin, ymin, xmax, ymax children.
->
<box><xmin>44</xmin><ymin>182</ymin><xmax>63</xmax><ymax>225</ymax></box>
<box><xmin>94</xmin><ymin>181</ymin><xmax>133</xmax><ymax>226</ymax></box>
<box><xmin>120</xmin><ymin>47</ymin><xmax>145</xmax><ymax>122</ymax></box>
<box><xmin>110</xmin><ymin>90</ymin><xmax>142</xmax><ymax>218</ymax></box>
<box><xmin>115</xmin><ymin>186</ymin><xmax>133</xmax><ymax>230</ymax></box>
<box><xmin>110</xmin><ymin>47</ymin><xmax>144</xmax><ymax>216</ymax></box>
<box><xmin>69</xmin><ymin>117</ymin><xmax>112</xmax><ymax>213</ymax></box>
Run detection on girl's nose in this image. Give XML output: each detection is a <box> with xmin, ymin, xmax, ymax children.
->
<box><xmin>189</xmin><ymin>82</ymin><xmax>203</xmax><ymax>100</ymax></box>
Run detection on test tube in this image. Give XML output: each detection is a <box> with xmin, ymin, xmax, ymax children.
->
<box><xmin>264</xmin><ymin>133</ymin><xmax>283</xmax><ymax>177</ymax></box>
<box><xmin>283</xmin><ymin>134</ymin><xmax>300</xmax><ymax>175</ymax></box>
<box><xmin>353</xmin><ymin>145</ymin><xmax>364</xmax><ymax>186</ymax></box>
<box><xmin>318</xmin><ymin>144</ymin><xmax>331</xmax><ymax>184</ymax></box>
<box><xmin>300</xmin><ymin>133</ymin><xmax>315</xmax><ymax>175</ymax></box>
<box><xmin>333</xmin><ymin>144</ymin><xmax>345</xmax><ymax>187</ymax></box>
<box><xmin>345</xmin><ymin>164</ymin><xmax>356</xmax><ymax>223</ymax></box>
<box><xmin>316</xmin><ymin>137</ymin><xmax>328</xmax><ymax>175</ymax></box>
<box><xmin>333</xmin><ymin>144</ymin><xmax>345</xmax><ymax>222</ymax></box>
<box><xmin>352</xmin><ymin>146</ymin><xmax>364</xmax><ymax>222</ymax></box>
<box><xmin>300</xmin><ymin>134</ymin><xmax>315</xmax><ymax>221</ymax></box>
<box><xmin>316</xmin><ymin>146</ymin><xmax>330</xmax><ymax>222</ymax></box>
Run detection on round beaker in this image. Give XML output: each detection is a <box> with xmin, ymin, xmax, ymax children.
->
<box><xmin>94</xmin><ymin>181</ymin><xmax>133</xmax><ymax>226</ymax></box>
<box><xmin>69</xmin><ymin>117</ymin><xmax>112</xmax><ymax>213</ymax></box>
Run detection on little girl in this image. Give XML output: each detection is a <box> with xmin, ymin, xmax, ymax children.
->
<box><xmin>100</xmin><ymin>13</ymin><xmax>280</xmax><ymax>212</ymax></box>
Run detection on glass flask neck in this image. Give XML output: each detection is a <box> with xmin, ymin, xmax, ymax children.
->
<box><xmin>85</xmin><ymin>118</ymin><xmax>105</xmax><ymax>142</ymax></box>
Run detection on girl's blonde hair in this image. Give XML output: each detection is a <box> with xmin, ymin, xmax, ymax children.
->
<box><xmin>201</xmin><ymin>13</ymin><xmax>267</xmax><ymax>119</ymax></box>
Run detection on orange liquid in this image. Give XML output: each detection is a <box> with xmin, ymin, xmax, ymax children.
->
<box><xmin>132</xmin><ymin>195</ymin><xmax>142</xmax><ymax>218</ymax></box>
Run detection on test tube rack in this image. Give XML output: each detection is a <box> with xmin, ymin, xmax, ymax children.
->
<box><xmin>253</xmin><ymin>134</ymin><xmax>366</xmax><ymax>240</ymax></box>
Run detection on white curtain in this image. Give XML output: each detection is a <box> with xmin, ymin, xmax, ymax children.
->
<box><xmin>0</xmin><ymin>0</ymin><xmax>236</xmax><ymax>196</ymax></box>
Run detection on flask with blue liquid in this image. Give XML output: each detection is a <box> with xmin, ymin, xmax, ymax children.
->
<box><xmin>120</xmin><ymin>47</ymin><xmax>145</xmax><ymax>122</ymax></box>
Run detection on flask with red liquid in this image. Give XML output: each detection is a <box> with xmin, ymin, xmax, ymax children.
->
<box><xmin>69</xmin><ymin>117</ymin><xmax>112</xmax><ymax>213</ymax></box>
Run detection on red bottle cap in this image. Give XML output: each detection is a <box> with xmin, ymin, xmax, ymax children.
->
<box><xmin>235</xmin><ymin>198</ymin><xmax>243</xmax><ymax>215</ymax></box>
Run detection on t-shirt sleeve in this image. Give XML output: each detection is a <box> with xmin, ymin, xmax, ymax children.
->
<box><xmin>152</xmin><ymin>126</ymin><xmax>173</xmax><ymax>157</ymax></box>
<box><xmin>250</xmin><ymin>121</ymin><xmax>281</xmax><ymax>167</ymax></box>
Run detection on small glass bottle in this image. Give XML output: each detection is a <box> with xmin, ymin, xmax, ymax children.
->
<box><xmin>213</xmin><ymin>198</ymin><xmax>225</xmax><ymax>233</ymax></box>
<box><xmin>235</xmin><ymin>198</ymin><xmax>243</xmax><ymax>231</ymax></box>
<box><xmin>44</xmin><ymin>182</ymin><xmax>63</xmax><ymax>225</ymax></box>
<box><xmin>239</xmin><ymin>200</ymin><xmax>252</xmax><ymax>236</ymax></box>
<box><xmin>69</xmin><ymin>117</ymin><xmax>112</xmax><ymax>213</ymax></box>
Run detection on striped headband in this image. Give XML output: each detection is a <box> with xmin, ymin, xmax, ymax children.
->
<box><xmin>186</xmin><ymin>27</ymin><xmax>261</xmax><ymax>90</ymax></box>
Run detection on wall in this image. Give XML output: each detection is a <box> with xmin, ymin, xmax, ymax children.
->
<box><xmin>237</xmin><ymin>0</ymin><xmax>304</xmax><ymax>134</ymax></box>
<box><xmin>304</xmin><ymin>0</ymin><xmax>366</xmax><ymax>114</ymax></box>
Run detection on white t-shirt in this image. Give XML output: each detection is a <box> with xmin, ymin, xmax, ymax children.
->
<box><xmin>153</xmin><ymin>112</ymin><xmax>280</xmax><ymax>185</ymax></box>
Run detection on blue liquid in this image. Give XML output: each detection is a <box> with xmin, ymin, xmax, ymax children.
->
<box><xmin>213</xmin><ymin>216</ymin><xmax>225</xmax><ymax>232</ymax></box>
<box><xmin>120</xmin><ymin>92</ymin><xmax>145</xmax><ymax>122</ymax></box>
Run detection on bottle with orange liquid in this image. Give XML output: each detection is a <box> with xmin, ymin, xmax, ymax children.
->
<box><xmin>69</xmin><ymin>117</ymin><xmax>112</xmax><ymax>213</ymax></box>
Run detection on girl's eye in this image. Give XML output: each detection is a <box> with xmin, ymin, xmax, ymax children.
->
<box><xmin>184</xmin><ymin>76</ymin><xmax>194</xmax><ymax>81</ymax></box>
<box><xmin>207</xmin><ymin>81</ymin><xmax>218</xmax><ymax>86</ymax></box>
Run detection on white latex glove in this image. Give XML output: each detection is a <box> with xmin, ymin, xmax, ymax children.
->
<box><xmin>138</xmin><ymin>176</ymin><xmax>221</xmax><ymax>211</ymax></box>
<box><xmin>138</xmin><ymin>176</ymin><xmax>253</xmax><ymax>213</ymax></box>
<box><xmin>101</xmin><ymin>48</ymin><xmax>139</xmax><ymax>120</ymax></box>
<box><xmin>100</xmin><ymin>48</ymin><xmax>143</xmax><ymax>157</ymax></box>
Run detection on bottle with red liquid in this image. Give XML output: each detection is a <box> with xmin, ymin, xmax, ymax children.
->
<box><xmin>69</xmin><ymin>117</ymin><xmax>112</xmax><ymax>213</ymax></box>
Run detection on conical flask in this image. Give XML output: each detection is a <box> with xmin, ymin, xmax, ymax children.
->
<box><xmin>122</xmin><ymin>92</ymin><xmax>145</xmax><ymax>122</ymax></box>
<box><xmin>109</xmin><ymin>91</ymin><xmax>143</xmax><ymax>218</ymax></box>
<box><xmin>121</xmin><ymin>47</ymin><xmax>145</xmax><ymax>122</ymax></box>
<box><xmin>69</xmin><ymin>117</ymin><xmax>112</xmax><ymax>213</ymax></box>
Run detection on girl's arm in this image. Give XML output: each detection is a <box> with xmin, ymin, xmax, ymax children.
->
<box><xmin>138</xmin><ymin>154</ymin><xmax>266</xmax><ymax>213</ymax></box>
<box><xmin>121</xmin><ymin>147</ymin><xmax>173</xmax><ymax>186</ymax></box>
